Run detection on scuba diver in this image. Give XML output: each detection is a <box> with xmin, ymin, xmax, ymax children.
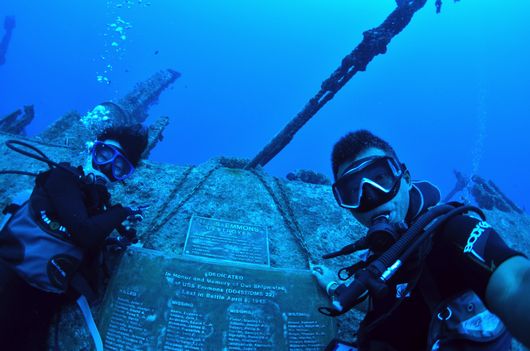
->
<box><xmin>313</xmin><ymin>130</ymin><xmax>530</xmax><ymax>350</ymax></box>
<box><xmin>1</xmin><ymin>16</ymin><xmax>16</xmax><ymax>66</ymax></box>
<box><xmin>0</xmin><ymin>124</ymin><xmax>148</xmax><ymax>350</ymax></box>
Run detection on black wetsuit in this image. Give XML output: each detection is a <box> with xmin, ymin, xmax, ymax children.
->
<box><xmin>0</xmin><ymin>166</ymin><xmax>130</xmax><ymax>350</ymax></box>
<box><xmin>356</xmin><ymin>182</ymin><xmax>523</xmax><ymax>351</ymax></box>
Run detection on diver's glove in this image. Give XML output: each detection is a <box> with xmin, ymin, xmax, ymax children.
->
<box><xmin>116</xmin><ymin>224</ymin><xmax>139</xmax><ymax>244</ymax></box>
<box><xmin>310</xmin><ymin>263</ymin><xmax>340</xmax><ymax>297</ymax></box>
<box><xmin>105</xmin><ymin>225</ymin><xmax>137</xmax><ymax>252</ymax></box>
<box><xmin>125</xmin><ymin>205</ymin><xmax>149</xmax><ymax>223</ymax></box>
<box><xmin>105</xmin><ymin>236</ymin><xmax>130</xmax><ymax>251</ymax></box>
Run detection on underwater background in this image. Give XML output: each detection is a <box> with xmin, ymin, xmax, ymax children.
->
<box><xmin>0</xmin><ymin>0</ymin><xmax>529</xmax><ymax>210</ymax></box>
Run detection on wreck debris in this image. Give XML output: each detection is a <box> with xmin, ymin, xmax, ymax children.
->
<box><xmin>40</xmin><ymin>69</ymin><xmax>180</xmax><ymax>152</ymax></box>
<box><xmin>215</xmin><ymin>157</ymin><xmax>249</xmax><ymax>169</ymax></box>
<box><xmin>80</xmin><ymin>69</ymin><xmax>180</xmax><ymax>135</ymax></box>
<box><xmin>0</xmin><ymin>16</ymin><xmax>15</xmax><ymax>66</ymax></box>
<box><xmin>0</xmin><ymin>105</ymin><xmax>35</xmax><ymax>135</ymax></box>
<box><xmin>142</xmin><ymin>116</ymin><xmax>169</xmax><ymax>159</ymax></box>
<box><xmin>442</xmin><ymin>170</ymin><xmax>470</xmax><ymax>203</ymax></box>
<box><xmin>81</xmin><ymin>69</ymin><xmax>180</xmax><ymax>135</ymax></box>
<box><xmin>435</xmin><ymin>0</ymin><xmax>461</xmax><ymax>14</ymax></box>
<box><xmin>286</xmin><ymin>169</ymin><xmax>331</xmax><ymax>186</ymax></box>
<box><xmin>436</xmin><ymin>0</ymin><xmax>442</xmax><ymax>13</ymax></box>
<box><xmin>37</xmin><ymin>111</ymin><xmax>90</xmax><ymax>151</ymax></box>
<box><xmin>470</xmin><ymin>175</ymin><xmax>524</xmax><ymax>214</ymax></box>
<box><xmin>446</xmin><ymin>170</ymin><xmax>524</xmax><ymax>215</ymax></box>
<box><xmin>116</xmin><ymin>69</ymin><xmax>181</xmax><ymax>124</ymax></box>
<box><xmin>245</xmin><ymin>0</ymin><xmax>428</xmax><ymax>169</ymax></box>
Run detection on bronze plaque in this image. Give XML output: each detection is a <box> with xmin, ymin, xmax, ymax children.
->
<box><xmin>99</xmin><ymin>247</ymin><xmax>335</xmax><ymax>351</ymax></box>
<box><xmin>184</xmin><ymin>216</ymin><xmax>270</xmax><ymax>266</ymax></box>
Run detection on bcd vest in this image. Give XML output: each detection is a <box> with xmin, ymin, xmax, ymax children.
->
<box><xmin>359</xmin><ymin>181</ymin><xmax>511</xmax><ymax>351</ymax></box>
<box><xmin>0</xmin><ymin>198</ymin><xmax>83</xmax><ymax>294</ymax></box>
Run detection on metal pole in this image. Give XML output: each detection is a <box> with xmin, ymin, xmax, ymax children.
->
<box><xmin>245</xmin><ymin>0</ymin><xmax>428</xmax><ymax>169</ymax></box>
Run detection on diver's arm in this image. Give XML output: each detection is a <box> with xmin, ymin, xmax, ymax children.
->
<box><xmin>42</xmin><ymin>168</ymin><xmax>130</xmax><ymax>249</ymax></box>
<box><xmin>440</xmin><ymin>214</ymin><xmax>530</xmax><ymax>346</ymax></box>
<box><xmin>485</xmin><ymin>256</ymin><xmax>530</xmax><ymax>348</ymax></box>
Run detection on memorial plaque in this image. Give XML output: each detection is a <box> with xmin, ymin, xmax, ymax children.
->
<box><xmin>99</xmin><ymin>247</ymin><xmax>336</xmax><ymax>351</ymax></box>
<box><xmin>184</xmin><ymin>216</ymin><xmax>270</xmax><ymax>266</ymax></box>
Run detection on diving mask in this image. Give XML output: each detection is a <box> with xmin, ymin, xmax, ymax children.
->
<box><xmin>332</xmin><ymin>156</ymin><xmax>404</xmax><ymax>212</ymax></box>
<box><xmin>91</xmin><ymin>141</ymin><xmax>135</xmax><ymax>181</ymax></box>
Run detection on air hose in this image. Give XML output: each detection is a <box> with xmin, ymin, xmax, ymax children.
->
<box><xmin>0</xmin><ymin>140</ymin><xmax>80</xmax><ymax>178</ymax></box>
<box><xmin>320</xmin><ymin>203</ymin><xmax>484</xmax><ymax>316</ymax></box>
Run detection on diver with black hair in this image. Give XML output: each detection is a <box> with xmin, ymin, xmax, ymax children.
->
<box><xmin>0</xmin><ymin>124</ymin><xmax>149</xmax><ymax>350</ymax></box>
<box><xmin>314</xmin><ymin>130</ymin><xmax>530</xmax><ymax>350</ymax></box>
<box><xmin>0</xmin><ymin>16</ymin><xmax>15</xmax><ymax>66</ymax></box>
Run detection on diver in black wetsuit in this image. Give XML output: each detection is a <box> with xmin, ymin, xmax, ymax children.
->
<box><xmin>0</xmin><ymin>124</ymin><xmax>148</xmax><ymax>350</ymax></box>
<box><xmin>435</xmin><ymin>0</ymin><xmax>443</xmax><ymax>13</ymax></box>
<box><xmin>313</xmin><ymin>130</ymin><xmax>530</xmax><ymax>350</ymax></box>
<box><xmin>0</xmin><ymin>16</ymin><xmax>16</xmax><ymax>66</ymax></box>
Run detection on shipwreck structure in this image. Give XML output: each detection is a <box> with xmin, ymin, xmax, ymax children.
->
<box><xmin>0</xmin><ymin>1</ymin><xmax>528</xmax><ymax>350</ymax></box>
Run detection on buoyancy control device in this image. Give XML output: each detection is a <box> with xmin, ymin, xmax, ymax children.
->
<box><xmin>320</xmin><ymin>181</ymin><xmax>510</xmax><ymax>350</ymax></box>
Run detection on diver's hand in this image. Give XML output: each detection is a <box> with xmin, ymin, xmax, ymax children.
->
<box><xmin>310</xmin><ymin>263</ymin><xmax>339</xmax><ymax>296</ymax></box>
<box><xmin>105</xmin><ymin>236</ymin><xmax>130</xmax><ymax>251</ymax></box>
<box><xmin>125</xmin><ymin>204</ymin><xmax>149</xmax><ymax>223</ymax></box>
<box><xmin>120</xmin><ymin>205</ymin><xmax>147</xmax><ymax>244</ymax></box>
<box><xmin>116</xmin><ymin>223</ymin><xmax>138</xmax><ymax>244</ymax></box>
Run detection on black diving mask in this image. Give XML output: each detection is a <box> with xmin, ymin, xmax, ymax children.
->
<box><xmin>332</xmin><ymin>156</ymin><xmax>404</xmax><ymax>212</ymax></box>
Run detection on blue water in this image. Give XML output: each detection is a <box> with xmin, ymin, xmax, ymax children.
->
<box><xmin>1</xmin><ymin>1</ymin><xmax>529</xmax><ymax>211</ymax></box>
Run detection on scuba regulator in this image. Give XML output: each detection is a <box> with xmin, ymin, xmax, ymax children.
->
<box><xmin>366</xmin><ymin>213</ymin><xmax>408</xmax><ymax>254</ymax></box>
<box><xmin>322</xmin><ymin>214</ymin><xmax>407</xmax><ymax>272</ymax></box>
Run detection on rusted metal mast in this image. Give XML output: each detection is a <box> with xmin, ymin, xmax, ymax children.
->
<box><xmin>245</xmin><ymin>0</ymin><xmax>428</xmax><ymax>169</ymax></box>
